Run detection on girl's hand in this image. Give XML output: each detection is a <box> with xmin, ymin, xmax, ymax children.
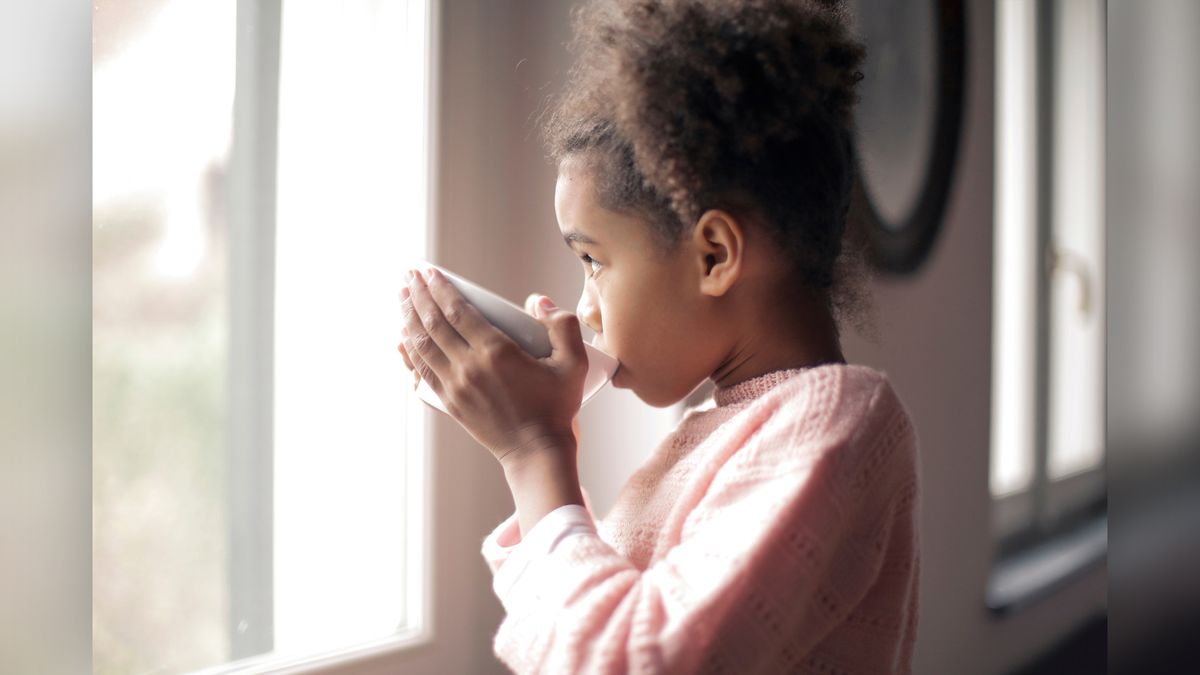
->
<box><xmin>397</xmin><ymin>268</ymin><xmax>588</xmax><ymax>468</ymax></box>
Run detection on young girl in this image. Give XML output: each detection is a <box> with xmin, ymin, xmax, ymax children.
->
<box><xmin>397</xmin><ymin>0</ymin><xmax>919</xmax><ymax>672</ymax></box>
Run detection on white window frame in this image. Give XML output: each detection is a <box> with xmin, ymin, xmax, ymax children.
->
<box><xmin>213</xmin><ymin>1</ymin><xmax>444</xmax><ymax>672</ymax></box>
<box><xmin>989</xmin><ymin>0</ymin><xmax>1106</xmax><ymax>603</ymax></box>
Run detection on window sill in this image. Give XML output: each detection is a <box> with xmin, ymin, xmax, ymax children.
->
<box><xmin>986</xmin><ymin>514</ymin><xmax>1107</xmax><ymax>615</ymax></box>
<box><xmin>191</xmin><ymin>626</ymin><xmax>433</xmax><ymax>675</ymax></box>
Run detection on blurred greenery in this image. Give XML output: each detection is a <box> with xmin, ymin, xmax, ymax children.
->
<box><xmin>92</xmin><ymin>200</ymin><xmax>230</xmax><ymax>675</ymax></box>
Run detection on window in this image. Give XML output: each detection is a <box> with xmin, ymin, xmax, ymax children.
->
<box><xmin>988</xmin><ymin>0</ymin><xmax>1106</xmax><ymax>608</ymax></box>
<box><xmin>93</xmin><ymin>1</ymin><xmax>434</xmax><ymax>671</ymax></box>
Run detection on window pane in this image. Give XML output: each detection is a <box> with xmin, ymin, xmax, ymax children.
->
<box><xmin>990</xmin><ymin>0</ymin><xmax>1039</xmax><ymax>498</ymax></box>
<box><xmin>94</xmin><ymin>0</ymin><xmax>431</xmax><ymax>670</ymax></box>
<box><xmin>271</xmin><ymin>0</ymin><xmax>430</xmax><ymax>655</ymax></box>
<box><xmin>1047</xmin><ymin>0</ymin><xmax>1104</xmax><ymax>480</ymax></box>
<box><xmin>93</xmin><ymin>1</ymin><xmax>237</xmax><ymax>672</ymax></box>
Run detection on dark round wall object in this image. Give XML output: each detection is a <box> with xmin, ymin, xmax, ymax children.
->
<box><xmin>845</xmin><ymin>0</ymin><xmax>967</xmax><ymax>275</ymax></box>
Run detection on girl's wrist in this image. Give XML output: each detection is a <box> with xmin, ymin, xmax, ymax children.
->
<box><xmin>501</xmin><ymin>434</ymin><xmax>585</xmax><ymax>537</ymax></box>
<box><xmin>496</xmin><ymin>423</ymin><xmax>576</xmax><ymax>472</ymax></box>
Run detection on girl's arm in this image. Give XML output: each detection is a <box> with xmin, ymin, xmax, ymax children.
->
<box><xmin>484</xmin><ymin>382</ymin><xmax>920</xmax><ymax>675</ymax></box>
<box><xmin>501</xmin><ymin>434</ymin><xmax>585</xmax><ymax>537</ymax></box>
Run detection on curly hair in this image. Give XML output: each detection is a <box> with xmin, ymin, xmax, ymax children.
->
<box><xmin>544</xmin><ymin>0</ymin><xmax>874</xmax><ymax>334</ymax></box>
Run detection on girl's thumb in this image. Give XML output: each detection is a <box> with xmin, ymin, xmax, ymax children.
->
<box><xmin>536</xmin><ymin>296</ymin><xmax>586</xmax><ymax>366</ymax></box>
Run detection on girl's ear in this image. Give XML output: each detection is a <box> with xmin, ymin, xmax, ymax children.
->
<box><xmin>691</xmin><ymin>209</ymin><xmax>744</xmax><ymax>298</ymax></box>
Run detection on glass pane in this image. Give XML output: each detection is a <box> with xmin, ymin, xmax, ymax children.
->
<box><xmin>93</xmin><ymin>1</ymin><xmax>237</xmax><ymax>673</ymax></box>
<box><xmin>94</xmin><ymin>0</ymin><xmax>431</xmax><ymax>670</ymax></box>
<box><xmin>990</xmin><ymin>0</ymin><xmax>1038</xmax><ymax>498</ymax></box>
<box><xmin>1047</xmin><ymin>0</ymin><xmax>1105</xmax><ymax>481</ymax></box>
<box><xmin>846</xmin><ymin>0</ymin><xmax>937</xmax><ymax>228</ymax></box>
<box><xmin>271</xmin><ymin>0</ymin><xmax>429</xmax><ymax>656</ymax></box>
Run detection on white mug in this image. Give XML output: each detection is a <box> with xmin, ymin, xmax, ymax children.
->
<box><xmin>401</xmin><ymin>260</ymin><xmax>619</xmax><ymax>415</ymax></box>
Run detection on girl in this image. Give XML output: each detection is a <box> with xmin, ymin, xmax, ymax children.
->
<box><xmin>398</xmin><ymin>0</ymin><xmax>919</xmax><ymax>672</ymax></box>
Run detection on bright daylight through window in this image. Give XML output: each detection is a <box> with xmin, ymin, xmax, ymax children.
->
<box><xmin>93</xmin><ymin>1</ymin><xmax>432</xmax><ymax>672</ymax></box>
<box><xmin>990</xmin><ymin>0</ymin><xmax>1105</xmax><ymax>542</ymax></box>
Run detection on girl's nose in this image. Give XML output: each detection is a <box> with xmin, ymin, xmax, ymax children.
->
<box><xmin>576</xmin><ymin>286</ymin><xmax>601</xmax><ymax>335</ymax></box>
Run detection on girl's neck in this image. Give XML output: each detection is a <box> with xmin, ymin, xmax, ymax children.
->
<box><xmin>710</xmin><ymin>290</ymin><xmax>845</xmax><ymax>391</ymax></box>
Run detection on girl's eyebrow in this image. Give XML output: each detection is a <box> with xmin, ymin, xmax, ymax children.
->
<box><xmin>562</xmin><ymin>231</ymin><xmax>599</xmax><ymax>248</ymax></box>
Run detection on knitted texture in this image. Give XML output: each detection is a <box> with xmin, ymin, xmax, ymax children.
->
<box><xmin>481</xmin><ymin>364</ymin><xmax>920</xmax><ymax>674</ymax></box>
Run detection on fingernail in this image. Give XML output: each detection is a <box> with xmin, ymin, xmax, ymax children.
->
<box><xmin>406</xmin><ymin>269</ymin><xmax>415</xmax><ymax>283</ymax></box>
<box><xmin>400</xmin><ymin>287</ymin><xmax>410</xmax><ymax>300</ymax></box>
<box><xmin>538</xmin><ymin>296</ymin><xmax>557</xmax><ymax>312</ymax></box>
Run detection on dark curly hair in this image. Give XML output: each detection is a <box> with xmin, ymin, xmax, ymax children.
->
<box><xmin>544</xmin><ymin>0</ymin><xmax>874</xmax><ymax>334</ymax></box>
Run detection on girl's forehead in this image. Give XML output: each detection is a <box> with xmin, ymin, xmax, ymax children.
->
<box><xmin>555</xmin><ymin>164</ymin><xmax>665</xmax><ymax>253</ymax></box>
<box><xmin>555</xmin><ymin>169</ymin><xmax>604</xmax><ymax>223</ymax></box>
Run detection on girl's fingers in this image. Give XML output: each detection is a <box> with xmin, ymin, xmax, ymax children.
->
<box><xmin>400</xmin><ymin>284</ymin><xmax>452</xmax><ymax>379</ymax></box>
<box><xmin>396</xmin><ymin>339</ymin><xmax>421</xmax><ymax>387</ymax></box>
<box><xmin>538</xmin><ymin>305</ymin><xmax>588</xmax><ymax>369</ymax></box>
<box><xmin>406</xmin><ymin>269</ymin><xmax>470</xmax><ymax>358</ymax></box>
<box><xmin>424</xmin><ymin>267</ymin><xmax>509</xmax><ymax>349</ymax></box>
<box><xmin>405</xmin><ymin>341</ymin><xmax>444</xmax><ymax>397</ymax></box>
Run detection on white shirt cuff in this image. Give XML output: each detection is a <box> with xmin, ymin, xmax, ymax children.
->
<box><xmin>489</xmin><ymin>504</ymin><xmax>596</xmax><ymax>600</ymax></box>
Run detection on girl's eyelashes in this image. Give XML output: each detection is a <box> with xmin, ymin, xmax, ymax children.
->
<box><xmin>579</xmin><ymin>253</ymin><xmax>601</xmax><ymax>277</ymax></box>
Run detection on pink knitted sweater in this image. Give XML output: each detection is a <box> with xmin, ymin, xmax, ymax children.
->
<box><xmin>481</xmin><ymin>364</ymin><xmax>920</xmax><ymax>674</ymax></box>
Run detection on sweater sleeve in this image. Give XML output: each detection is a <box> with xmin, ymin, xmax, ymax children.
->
<box><xmin>487</xmin><ymin>381</ymin><xmax>917</xmax><ymax>674</ymax></box>
<box><xmin>481</xmin><ymin>486</ymin><xmax>599</xmax><ymax>576</ymax></box>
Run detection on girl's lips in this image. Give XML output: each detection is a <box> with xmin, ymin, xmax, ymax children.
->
<box><xmin>589</xmin><ymin>334</ymin><xmax>609</xmax><ymax>354</ymax></box>
<box><xmin>588</xmin><ymin>335</ymin><xmax>622</xmax><ymax>385</ymax></box>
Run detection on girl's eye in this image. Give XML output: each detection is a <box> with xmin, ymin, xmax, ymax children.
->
<box><xmin>580</xmin><ymin>254</ymin><xmax>601</xmax><ymax>276</ymax></box>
